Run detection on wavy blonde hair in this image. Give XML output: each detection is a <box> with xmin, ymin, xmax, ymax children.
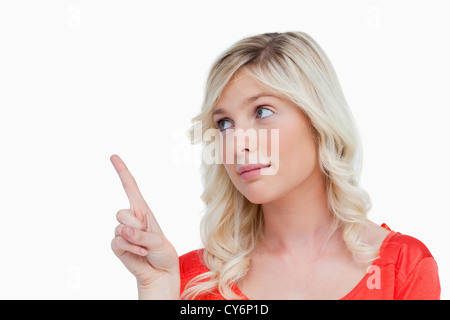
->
<box><xmin>183</xmin><ymin>31</ymin><xmax>377</xmax><ymax>300</ymax></box>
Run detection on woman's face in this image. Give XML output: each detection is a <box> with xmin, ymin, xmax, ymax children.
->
<box><xmin>212</xmin><ymin>70</ymin><xmax>320</xmax><ymax>204</ymax></box>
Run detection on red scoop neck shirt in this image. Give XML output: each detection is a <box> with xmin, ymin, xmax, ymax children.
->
<box><xmin>179</xmin><ymin>224</ymin><xmax>440</xmax><ymax>300</ymax></box>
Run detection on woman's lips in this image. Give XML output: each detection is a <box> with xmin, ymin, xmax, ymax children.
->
<box><xmin>239</xmin><ymin>164</ymin><xmax>271</xmax><ymax>181</ymax></box>
<box><xmin>237</xmin><ymin>163</ymin><xmax>271</xmax><ymax>175</ymax></box>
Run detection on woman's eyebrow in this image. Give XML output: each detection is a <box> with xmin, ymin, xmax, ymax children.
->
<box><xmin>212</xmin><ymin>93</ymin><xmax>277</xmax><ymax>116</ymax></box>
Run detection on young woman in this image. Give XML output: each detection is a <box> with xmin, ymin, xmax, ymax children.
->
<box><xmin>110</xmin><ymin>31</ymin><xmax>440</xmax><ymax>299</ymax></box>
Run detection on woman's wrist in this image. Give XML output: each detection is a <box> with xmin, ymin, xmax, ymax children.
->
<box><xmin>137</xmin><ymin>278</ymin><xmax>180</xmax><ymax>300</ymax></box>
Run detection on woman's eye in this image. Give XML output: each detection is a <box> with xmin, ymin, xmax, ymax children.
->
<box><xmin>215</xmin><ymin>107</ymin><xmax>273</xmax><ymax>132</ymax></box>
<box><xmin>256</xmin><ymin>107</ymin><xmax>273</xmax><ymax>119</ymax></box>
<box><xmin>216</xmin><ymin>119</ymin><xmax>232</xmax><ymax>131</ymax></box>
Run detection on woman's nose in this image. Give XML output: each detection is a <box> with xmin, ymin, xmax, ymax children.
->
<box><xmin>232</xmin><ymin>127</ymin><xmax>259</xmax><ymax>163</ymax></box>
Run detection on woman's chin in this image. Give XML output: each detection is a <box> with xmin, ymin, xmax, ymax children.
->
<box><xmin>242</xmin><ymin>189</ymin><xmax>273</xmax><ymax>205</ymax></box>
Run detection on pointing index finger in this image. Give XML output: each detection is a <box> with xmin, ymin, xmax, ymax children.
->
<box><xmin>110</xmin><ymin>154</ymin><xmax>147</xmax><ymax>207</ymax></box>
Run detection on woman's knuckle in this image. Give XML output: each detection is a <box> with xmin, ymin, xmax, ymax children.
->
<box><xmin>116</xmin><ymin>209</ymin><xmax>126</xmax><ymax>221</ymax></box>
<box><xmin>111</xmin><ymin>236</ymin><xmax>120</xmax><ymax>250</ymax></box>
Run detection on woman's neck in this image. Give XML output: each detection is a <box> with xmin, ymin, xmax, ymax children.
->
<box><xmin>259</xmin><ymin>165</ymin><xmax>335</xmax><ymax>255</ymax></box>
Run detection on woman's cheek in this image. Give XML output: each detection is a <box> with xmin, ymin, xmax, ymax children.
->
<box><xmin>260</xmin><ymin>127</ymin><xmax>280</xmax><ymax>176</ymax></box>
<box><xmin>219</xmin><ymin>132</ymin><xmax>234</xmax><ymax>165</ymax></box>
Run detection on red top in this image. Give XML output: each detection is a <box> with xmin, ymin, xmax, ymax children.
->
<box><xmin>179</xmin><ymin>224</ymin><xmax>441</xmax><ymax>300</ymax></box>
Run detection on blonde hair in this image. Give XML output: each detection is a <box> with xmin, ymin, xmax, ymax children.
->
<box><xmin>183</xmin><ymin>31</ymin><xmax>377</xmax><ymax>300</ymax></box>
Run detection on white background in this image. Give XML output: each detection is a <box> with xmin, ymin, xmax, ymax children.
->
<box><xmin>0</xmin><ymin>0</ymin><xmax>449</xmax><ymax>299</ymax></box>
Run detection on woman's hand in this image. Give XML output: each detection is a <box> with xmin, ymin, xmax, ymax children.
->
<box><xmin>110</xmin><ymin>154</ymin><xmax>180</xmax><ymax>299</ymax></box>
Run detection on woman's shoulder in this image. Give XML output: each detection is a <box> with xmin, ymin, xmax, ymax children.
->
<box><xmin>377</xmin><ymin>225</ymin><xmax>437</xmax><ymax>281</ymax></box>
<box><xmin>379</xmin><ymin>225</ymin><xmax>440</xmax><ymax>299</ymax></box>
<box><xmin>366</xmin><ymin>221</ymin><xmax>434</xmax><ymax>262</ymax></box>
<box><xmin>179</xmin><ymin>248</ymin><xmax>208</xmax><ymax>279</ymax></box>
<box><xmin>382</xmin><ymin>230</ymin><xmax>434</xmax><ymax>264</ymax></box>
